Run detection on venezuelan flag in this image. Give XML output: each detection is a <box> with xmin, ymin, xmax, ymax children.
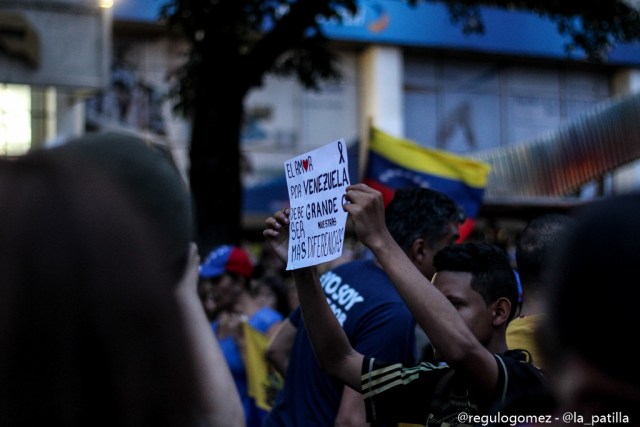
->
<box><xmin>364</xmin><ymin>127</ymin><xmax>490</xmax><ymax>241</ymax></box>
<box><xmin>242</xmin><ymin>322</ymin><xmax>283</xmax><ymax>411</ymax></box>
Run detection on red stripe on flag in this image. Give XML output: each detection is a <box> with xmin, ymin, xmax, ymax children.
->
<box><xmin>363</xmin><ymin>178</ymin><xmax>396</xmax><ymax>207</ymax></box>
<box><xmin>458</xmin><ymin>218</ymin><xmax>476</xmax><ymax>242</ymax></box>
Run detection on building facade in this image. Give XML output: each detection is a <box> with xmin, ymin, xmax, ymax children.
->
<box><xmin>0</xmin><ymin>0</ymin><xmax>111</xmax><ymax>155</ymax></box>
<box><xmin>3</xmin><ymin>0</ymin><xmax>640</xmax><ymax>207</ymax></box>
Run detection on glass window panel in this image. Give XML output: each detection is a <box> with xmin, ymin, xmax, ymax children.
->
<box><xmin>404</xmin><ymin>55</ymin><xmax>437</xmax><ymax>89</ymax></box>
<box><xmin>504</xmin><ymin>66</ymin><xmax>560</xmax><ymax>98</ymax></box>
<box><xmin>439</xmin><ymin>93</ymin><xmax>501</xmax><ymax>153</ymax></box>
<box><xmin>506</xmin><ymin>95</ymin><xmax>561</xmax><ymax>144</ymax></box>
<box><xmin>404</xmin><ymin>92</ymin><xmax>438</xmax><ymax>148</ymax></box>
<box><xmin>565</xmin><ymin>70</ymin><xmax>610</xmax><ymax>100</ymax></box>
<box><xmin>439</xmin><ymin>60</ymin><xmax>501</xmax><ymax>94</ymax></box>
<box><xmin>0</xmin><ymin>85</ymin><xmax>32</xmax><ymax>156</ymax></box>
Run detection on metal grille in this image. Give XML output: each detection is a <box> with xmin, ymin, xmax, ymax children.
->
<box><xmin>470</xmin><ymin>92</ymin><xmax>640</xmax><ymax>197</ymax></box>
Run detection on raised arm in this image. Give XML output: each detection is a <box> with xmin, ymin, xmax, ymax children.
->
<box><xmin>263</xmin><ymin>210</ymin><xmax>363</xmax><ymax>391</ymax></box>
<box><xmin>174</xmin><ymin>243</ymin><xmax>246</xmax><ymax>427</ymax></box>
<box><xmin>343</xmin><ymin>184</ymin><xmax>498</xmax><ymax>390</ymax></box>
<box><xmin>265</xmin><ymin>317</ymin><xmax>297</xmax><ymax>376</ymax></box>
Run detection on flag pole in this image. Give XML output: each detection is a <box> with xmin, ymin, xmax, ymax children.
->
<box><xmin>358</xmin><ymin>116</ymin><xmax>373</xmax><ymax>183</ymax></box>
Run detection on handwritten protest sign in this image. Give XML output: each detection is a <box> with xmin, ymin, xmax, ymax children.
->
<box><xmin>284</xmin><ymin>139</ymin><xmax>350</xmax><ymax>270</ymax></box>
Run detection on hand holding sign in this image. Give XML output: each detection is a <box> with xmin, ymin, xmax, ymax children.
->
<box><xmin>283</xmin><ymin>139</ymin><xmax>350</xmax><ymax>270</ymax></box>
<box><xmin>263</xmin><ymin>208</ymin><xmax>291</xmax><ymax>265</ymax></box>
<box><xmin>342</xmin><ymin>183</ymin><xmax>388</xmax><ymax>251</ymax></box>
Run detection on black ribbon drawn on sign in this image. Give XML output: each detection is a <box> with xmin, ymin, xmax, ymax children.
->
<box><xmin>337</xmin><ymin>141</ymin><xmax>346</xmax><ymax>164</ymax></box>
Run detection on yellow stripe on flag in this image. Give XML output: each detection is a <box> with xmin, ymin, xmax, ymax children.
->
<box><xmin>242</xmin><ymin>322</ymin><xmax>283</xmax><ymax>411</ymax></box>
<box><xmin>370</xmin><ymin>127</ymin><xmax>490</xmax><ymax>189</ymax></box>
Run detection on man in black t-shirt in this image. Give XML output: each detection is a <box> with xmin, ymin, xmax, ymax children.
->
<box><xmin>359</xmin><ymin>241</ymin><xmax>551</xmax><ymax>426</ymax></box>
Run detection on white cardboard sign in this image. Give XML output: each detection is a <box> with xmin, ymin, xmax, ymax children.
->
<box><xmin>284</xmin><ymin>139</ymin><xmax>350</xmax><ymax>270</ymax></box>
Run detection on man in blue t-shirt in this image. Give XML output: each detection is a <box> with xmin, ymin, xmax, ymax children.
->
<box><xmin>264</xmin><ymin>187</ymin><xmax>465</xmax><ymax>426</ymax></box>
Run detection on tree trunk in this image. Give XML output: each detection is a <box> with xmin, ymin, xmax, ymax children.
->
<box><xmin>189</xmin><ymin>88</ymin><xmax>244</xmax><ymax>255</ymax></box>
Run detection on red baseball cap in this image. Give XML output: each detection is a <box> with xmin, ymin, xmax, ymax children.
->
<box><xmin>199</xmin><ymin>245</ymin><xmax>254</xmax><ymax>279</ymax></box>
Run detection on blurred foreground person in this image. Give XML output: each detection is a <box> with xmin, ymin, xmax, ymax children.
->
<box><xmin>539</xmin><ymin>193</ymin><xmax>640</xmax><ymax>423</ymax></box>
<box><xmin>507</xmin><ymin>213</ymin><xmax>573</xmax><ymax>369</ymax></box>
<box><xmin>48</xmin><ymin>131</ymin><xmax>193</xmax><ymax>284</ymax></box>
<box><xmin>48</xmin><ymin>132</ymin><xmax>245</xmax><ymax>426</ymax></box>
<box><xmin>0</xmin><ymin>140</ymin><xmax>243</xmax><ymax>426</ymax></box>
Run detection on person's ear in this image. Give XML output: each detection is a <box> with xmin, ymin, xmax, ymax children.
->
<box><xmin>409</xmin><ymin>238</ymin><xmax>429</xmax><ymax>262</ymax></box>
<box><xmin>491</xmin><ymin>297</ymin><xmax>512</xmax><ymax>327</ymax></box>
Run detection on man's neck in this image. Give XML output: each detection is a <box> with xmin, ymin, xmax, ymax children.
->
<box><xmin>519</xmin><ymin>297</ymin><xmax>544</xmax><ymax>317</ymax></box>
<box><xmin>487</xmin><ymin>333</ymin><xmax>509</xmax><ymax>355</ymax></box>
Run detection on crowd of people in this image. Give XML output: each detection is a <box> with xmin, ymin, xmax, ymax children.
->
<box><xmin>263</xmin><ymin>186</ymin><xmax>640</xmax><ymax>426</ymax></box>
<box><xmin>2</xmin><ymin>130</ymin><xmax>639</xmax><ymax>426</ymax></box>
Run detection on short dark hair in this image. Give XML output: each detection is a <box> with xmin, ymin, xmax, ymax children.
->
<box><xmin>516</xmin><ymin>213</ymin><xmax>573</xmax><ymax>294</ymax></box>
<box><xmin>49</xmin><ymin>132</ymin><xmax>194</xmax><ymax>284</ymax></box>
<box><xmin>385</xmin><ymin>188</ymin><xmax>465</xmax><ymax>250</ymax></box>
<box><xmin>0</xmin><ymin>150</ymin><xmax>199</xmax><ymax>425</ymax></box>
<box><xmin>433</xmin><ymin>242</ymin><xmax>519</xmax><ymax>320</ymax></box>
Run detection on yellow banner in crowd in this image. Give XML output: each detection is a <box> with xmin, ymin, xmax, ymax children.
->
<box><xmin>242</xmin><ymin>321</ymin><xmax>284</xmax><ymax>411</ymax></box>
